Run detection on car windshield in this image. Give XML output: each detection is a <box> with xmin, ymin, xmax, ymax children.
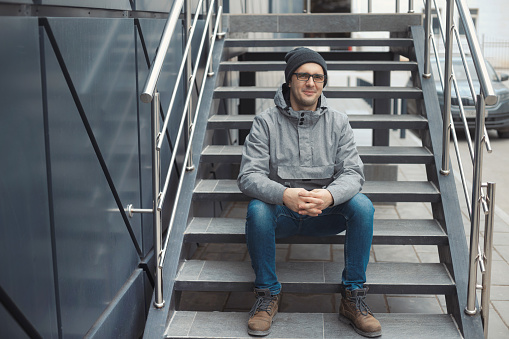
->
<box><xmin>432</xmin><ymin>58</ymin><xmax>499</xmax><ymax>82</ymax></box>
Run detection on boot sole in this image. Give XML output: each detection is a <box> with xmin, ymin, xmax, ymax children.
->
<box><xmin>338</xmin><ymin>313</ymin><xmax>382</xmax><ymax>338</ymax></box>
<box><xmin>247</xmin><ymin>313</ymin><xmax>277</xmax><ymax>337</ymax></box>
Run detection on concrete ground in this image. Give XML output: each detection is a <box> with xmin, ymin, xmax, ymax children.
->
<box><xmin>182</xmin><ymin>129</ymin><xmax>509</xmax><ymax>338</ymax></box>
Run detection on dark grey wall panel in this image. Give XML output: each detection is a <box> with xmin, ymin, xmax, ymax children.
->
<box><xmin>48</xmin><ymin>17</ymin><xmax>143</xmax><ymax>245</ymax></box>
<box><xmin>40</xmin><ymin>0</ymin><xmax>132</xmax><ymax>10</ymax></box>
<box><xmin>84</xmin><ymin>269</ymin><xmax>145</xmax><ymax>339</ymax></box>
<box><xmin>0</xmin><ymin>304</ymin><xmax>30</xmax><ymax>339</ymax></box>
<box><xmin>1</xmin><ymin>0</ymin><xmax>31</xmax><ymax>3</ymax></box>
<box><xmin>0</xmin><ymin>17</ymin><xmax>59</xmax><ymax>339</ymax></box>
<box><xmin>42</xmin><ymin>18</ymin><xmax>141</xmax><ymax>337</ymax></box>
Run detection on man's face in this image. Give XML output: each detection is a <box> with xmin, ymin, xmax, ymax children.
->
<box><xmin>288</xmin><ymin>62</ymin><xmax>325</xmax><ymax>111</ymax></box>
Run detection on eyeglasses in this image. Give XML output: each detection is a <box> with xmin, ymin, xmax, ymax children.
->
<box><xmin>293</xmin><ymin>72</ymin><xmax>326</xmax><ymax>83</ymax></box>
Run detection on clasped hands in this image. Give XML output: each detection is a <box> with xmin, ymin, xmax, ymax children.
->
<box><xmin>282</xmin><ymin>188</ymin><xmax>333</xmax><ymax>217</ymax></box>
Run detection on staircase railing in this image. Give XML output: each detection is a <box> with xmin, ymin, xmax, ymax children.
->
<box><xmin>421</xmin><ymin>0</ymin><xmax>496</xmax><ymax>337</ymax></box>
<box><xmin>127</xmin><ymin>0</ymin><xmax>223</xmax><ymax>309</ymax></box>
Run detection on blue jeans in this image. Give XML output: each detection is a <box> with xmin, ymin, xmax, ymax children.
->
<box><xmin>245</xmin><ymin>193</ymin><xmax>374</xmax><ymax>295</ymax></box>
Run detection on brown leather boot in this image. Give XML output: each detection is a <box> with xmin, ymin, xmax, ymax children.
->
<box><xmin>339</xmin><ymin>286</ymin><xmax>382</xmax><ymax>337</ymax></box>
<box><xmin>247</xmin><ymin>288</ymin><xmax>280</xmax><ymax>336</ymax></box>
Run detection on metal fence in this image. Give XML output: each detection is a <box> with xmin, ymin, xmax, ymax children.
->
<box><xmin>482</xmin><ymin>36</ymin><xmax>509</xmax><ymax>70</ymax></box>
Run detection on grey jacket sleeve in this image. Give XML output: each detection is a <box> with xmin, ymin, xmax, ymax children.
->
<box><xmin>327</xmin><ymin>117</ymin><xmax>365</xmax><ymax>206</ymax></box>
<box><xmin>237</xmin><ymin>115</ymin><xmax>287</xmax><ymax>205</ymax></box>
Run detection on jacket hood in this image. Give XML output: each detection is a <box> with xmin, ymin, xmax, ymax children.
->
<box><xmin>274</xmin><ymin>83</ymin><xmax>328</xmax><ymax>116</ymax></box>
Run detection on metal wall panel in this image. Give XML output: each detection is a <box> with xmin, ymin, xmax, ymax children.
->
<box><xmin>0</xmin><ymin>304</ymin><xmax>30</xmax><ymax>339</ymax></box>
<box><xmin>0</xmin><ymin>0</ymin><xmax>31</xmax><ymax>3</ymax></box>
<box><xmin>43</xmin><ymin>18</ymin><xmax>141</xmax><ymax>337</ymax></box>
<box><xmin>40</xmin><ymin>0</ymin><xmax>132</xmax><ymax>10</ymax></box>
<box><xmin>135</xmin><ymin>0</ymin><xmax>173</xmax><ymax>12</ymax></box>
<box><xmin>0</xmin><ymin>17</ymin><xmax>59</xmax><ymax>339</ymax></box>
<box><xmin>84</xmin><ymin>270</ymin><xmax>145</xmax><ymax>338</ymax></box>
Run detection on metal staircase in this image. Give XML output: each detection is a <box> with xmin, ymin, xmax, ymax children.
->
<box><xmin>142</xmin><ymin>7</ymin><xmax>491</xmax><ymax>339</ymax></box>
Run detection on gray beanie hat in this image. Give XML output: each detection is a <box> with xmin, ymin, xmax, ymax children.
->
<box><xmin>284</xmin><ymin>47</ymin><xmax>328</xmax><ymax>86</ymax></box>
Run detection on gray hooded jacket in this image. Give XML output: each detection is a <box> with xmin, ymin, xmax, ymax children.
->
<box><xmin>237</xmin><ymin>84</ymin><xmax>365</xmax><ymax>206</ymax></box>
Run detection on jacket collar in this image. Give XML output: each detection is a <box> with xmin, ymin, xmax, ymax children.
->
<box><xmin>274</xmin><ymin>83</ymin><xmax>328</xmax><ymax>120</ymax></box>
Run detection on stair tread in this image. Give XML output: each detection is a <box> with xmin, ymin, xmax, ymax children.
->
<box><xmin>224</xmin><ymin>37</ymin><xmax>415</xmax><ymax>48</ymax></box>
<box><xmin>193</xmin><ymin>180</ymin><xmax>440</xmax><ymax>203</ymax></box>
<box><xmin>201</xmin><ymin>145</ymin><xmax>434</xmax><ymax>164</ymax></box>
<box><xmin>214</xmin><ymin>86</ymin><xmax>422</xmax><ymax>99</ymax></box>
<box><xmin>208</xmin><ymin>114</ymin><xmax>428</xmax><ymax>129</ymax></box>
<box><xmin>175</xmin><ymin>260</ymin><xmax>454</xmax><ymax>294</ymax></box>
<box><xmin>219</xmin><ymin>60</ymin><xmax>418</xmax><ymax>72</ymax></box>
<box><xmin>184</xmin><ymin>218</ymin><xmax>447</xmax><ymax>245</ymax></box>
<box><xmin>165</xmin><ymin>311</ymin><xmax>462</xmax><ymax>339</ymax></box>
<box><xmin>228</xmin><ymin>13</ymin><xmax>422</xmax><ymax>34</ymax></box>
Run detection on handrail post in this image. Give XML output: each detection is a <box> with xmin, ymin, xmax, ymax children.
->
<box><xmin>152</xmin><ymin>92</ymin><xmax>164</xmax><ymax>308</ymax></box>
<box><xmin>440</xmin><ymin>0</ymin><xmax>454</xmax><ymax>176</ymax></box>
<box><xmin>368</xmin><ymin>0</ymin><xmax>372</xmax><ymax>13</ymax></box>
<box><xmin>481</xmin><ymin>182</ymin><xmax>496</xmax><ymax>338</ymax></box>
<box><xmin>408</xmin><ymin>0</ymin><xmax>414</xmax><ymax>13</ymax></box>
<box><xmin>396</xmin><ymin>0</ymin><xmax>400</xmax><ymax>13</ymax></box>
<box><xmin>207</xmin><ymin>0</ymin><xmax>215</xmax><ymax>77</ymax></box>
<box><xmin>184</xmin><ymin>0</ymin><xmax>195</xmax><ymax>172</ymax></box>
<box><xmin>305</xmin><ymin>0</ymin><xmax>311</xmax><ymax>13</ymax></box>
<box><xmin>423</xmin><ymin>0</ymin><xmax>431</xmax><ymax>78</ymax></box>
<box><xmin>465</xmin><ymin>94</ymin><xmax>486</xmax><ymax>315</ymax></box>
<box><xmin>217</xmin><ymin>0</ymin><xmax>225</xmax><ymax>38</ymax></box>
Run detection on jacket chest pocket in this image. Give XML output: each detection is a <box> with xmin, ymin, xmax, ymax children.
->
<box><xmin>277</xmin><ymin>165</ymin><xmax>335</xmax><ymax>187</ymax></box>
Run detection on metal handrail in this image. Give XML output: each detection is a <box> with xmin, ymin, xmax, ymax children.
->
<box><xmin>127</xmin><ymin>0</ymin><xmax>222</xmax><ymax>309</ymax></box>
<box><xmin>158</xmin><ymin>0</ymin><xmax>215</xmax><ymax>211</ymax></box>
<box><xmin>422</xmin><ymin>1</ymin><xmax>497</xmax><ymax>335</ymax></box>
<box><xmin>140</xmin><ymin>0</ymin><xmax>185</xmax><ymax>103</ymax></box>
<box><xmin>156</xmin><ymin>0</ymin><xmax>205</xmax><ymax>151</ymax></box>
<box><xmin>425</xmin><ymin>0</ymin><xmax>491</xmax><ymax>211</ymax></box>
<box><xmin>160</xmin><ymin>6</ymin><xmax>222</xmax><ymax>268</ymax></box>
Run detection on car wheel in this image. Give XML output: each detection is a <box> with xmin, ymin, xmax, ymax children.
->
<box><xmin>498</xmin><ymin>130</ymin><xmax>509</xmax><ymax>138</ymax></box>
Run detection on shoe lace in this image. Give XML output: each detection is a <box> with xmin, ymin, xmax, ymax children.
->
<box><xmin>249</xmin><ymin>294</ymin><xmax>277</xmax><ymax>317</ymax></box>
<box><xmin>349</xmin><ymin>293</ymin><xmax>373</xmax><ymax>317</ymax></box>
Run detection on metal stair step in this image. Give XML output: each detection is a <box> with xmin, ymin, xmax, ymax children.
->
<box><xmin>193</xmin><ymin>180</ymin><xmax>440</xmax><ymax>203</ymax></box>
<box><xmin>201</xmin><ymin>145</ymin><xmax>434</xmax><ymax>164</ymax></box>
<box><xmin>208</xmin><ymin>114</ymin><xmax>428</xmax><ymax>130</ymax></box>
<box><xmin>227</xmin><ymin>13</ymin><xmax>422</xmax><ymax>34</ymax></box>
<box><xmin>224</xmin><ymin>37</ymin><xmax>415</xmax><ymax>48</ymax></box>
<box><xmin>214</xmin><ymin>86</ymin><xmax>422</xmax><ymax>99</ymax></box>
<box><xmin>165</xmin><ymin>311</ymin><xmax>462</xmax><ymax>339</ymax></box>
<box><xmin>185</xmin><ymin>218</ymin><xmax>447</xmax><ymax>245</ymax></box>
<box><xmin>219</xmin><ymin>60</ymin><xmax>418</xmax><ymax>72</ymax></box>
<box><xmin>174</xmin><ymin>260</ymin><xmax>454</xmax><ymax>294</ymax></box>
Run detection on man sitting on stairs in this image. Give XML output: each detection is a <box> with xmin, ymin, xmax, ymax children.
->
<box><xmin>237</xmin><ymin>47</ymin><xmax>382</xmax><ymax>338</ymax></box>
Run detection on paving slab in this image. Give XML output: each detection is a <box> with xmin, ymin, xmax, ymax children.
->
<box><xmin>490</xmin><ymin>286</ymin><xmax>509</xmax><ymax>301</ymax></box>
<box><xmin>280</xmin><ymin>293</ymin><xmax>335</xmax><ymax>313</ymax></box>
<box><xmin>489</xmin><ymin>261</ymin><xmax>509</xmax><ymax>286</ymax></box>
<box><xmin>386</xmin><ymin>295</ymin><xmax>444</xmax><ymax>314</ymax></box>
<box><xmin>487</xmin><ymin>305</ymin><xmax>509</xmax><ymax>339</ymax></box>
<box><xmin>288</xmin><ymin>244</ymin><xmax>332</xmax><ymax>261</ymax></box>
<box><xmin>372</xmin><ymin>245</ymin><xmax>419</xmax><ymax>263</ymax></box>
<box><xmin>416</xmin><ymin>251</ymin><xmax>441</xmax><ymax>263</ymax></box>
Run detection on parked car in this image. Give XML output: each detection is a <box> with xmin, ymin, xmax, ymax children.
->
<box><xmin>408</xmin><ymin>57</ymin><xmax>509</xmax><ymax>138</ymax></box>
